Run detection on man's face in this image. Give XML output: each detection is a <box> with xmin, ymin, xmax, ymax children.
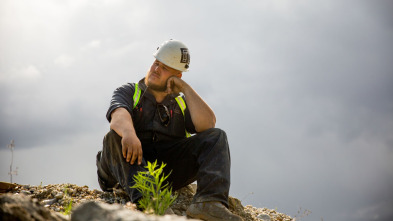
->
<box><xmin>145</xmin><ymin>59</ymin><xmax>181</xmax><ymax>92</ymax></box>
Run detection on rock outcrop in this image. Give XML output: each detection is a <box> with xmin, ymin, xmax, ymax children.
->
<box><xmin>0</xmin><ymin>182</ymin><xmax>293</xmax><ymax>221</ymax></box>
<box><xmin>71</xmin><ymin>201</ymin><xmax>199</xmax><ymax>221</ymax></box>
<box><xmin>0</xmin><ymin>193</ymin><xmax>67</xmax><ymax>221</ymax></box>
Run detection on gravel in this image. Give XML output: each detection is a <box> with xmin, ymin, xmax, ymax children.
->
<box><xmin>7</xmin><ymin>183</ymin><xmax>293</xmax><ymax>221</ymax></box>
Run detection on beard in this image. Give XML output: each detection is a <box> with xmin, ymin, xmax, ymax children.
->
<box><xmin>146</xmin><ymin>74</ymin><xmax>167</xmax><ymax>92</ymax></box>
<box><xmin>147</xmin><ymin>82</ymin><xmax>167</xmax><ymax>92</ymax></box>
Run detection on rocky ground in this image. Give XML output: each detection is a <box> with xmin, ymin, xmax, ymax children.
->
<box><xmin>0</xmin><ymin>182</ymin><xmax>293</xmax><ymax>221</ymax></box>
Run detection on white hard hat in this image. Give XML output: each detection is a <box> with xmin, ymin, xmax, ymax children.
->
<box><xmin>153</xmin><ymin>39</ymin><xmax>190</xmax><ymax>72</ymax></box>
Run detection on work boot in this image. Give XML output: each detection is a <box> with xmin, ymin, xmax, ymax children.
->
<box><xmin>186</xmin><ymin>201</ymin><xmax>243</xmax><ymax>221</ymax></box>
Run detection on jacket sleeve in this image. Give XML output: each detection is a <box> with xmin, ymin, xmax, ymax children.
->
<box><xmin>106</xmin><ymin>83</ymin><xmax>135</xmax><ymax>122</ymax></box>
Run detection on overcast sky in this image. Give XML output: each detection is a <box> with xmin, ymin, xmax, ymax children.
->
<box><xmin>1</xmin><ymin>1</ymin><xmax>392</xmax><ymax>221</ymax></box>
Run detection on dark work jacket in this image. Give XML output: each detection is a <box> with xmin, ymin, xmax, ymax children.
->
<box><xmin>106</xmin><ymin>78</ymin><xmax>196</xmax><ymax>142</ymax></box>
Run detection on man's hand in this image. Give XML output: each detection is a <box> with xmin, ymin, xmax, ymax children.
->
<box><xmin>110</xmin><ymin>108</ymin><xmax>143</xmax><ymax>165</ymax></box>
<box><xmin>165</xmin><ymin>76</ymin><xmax>188</xmax><ymax>95</ymax></box>
<box><xmin>121</xmin><ymin>131</ymin><xmax>143</xmax><ymax>165</ymax></box>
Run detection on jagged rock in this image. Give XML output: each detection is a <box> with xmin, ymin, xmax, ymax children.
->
<box><xmin>0</xmin><ymin>182</ymin><xmax>17</xmax><ymax>193</ymax></box>
<box><xmin>229</xmin><ymin>196</ymin><xmax>253</xmax><ymax>220</ymax></box>
<box><xmin>7</xmin><ymin>183</ymin><xmax>294</xmax><ymax>221</ymax></box>
<box><xmin>42</xmin><ymin>198</ymin><xmax>58</xmax><ymax>206</ymax></box>
<box><xmin>0</xmin><ymin>193</ymin><xmax>67</xmax><ymax>221</ymax></box>
<box><xmin>172</xmin><ymin>184</ymin><xmax>196</xmax><ymax>216</ymax></box>
<box><xmin>257</xmin><ymin>214</ymin><xmax>271</xmax><ymax>221</ymax></box>
<box><xmin>71</xmin><ymin>201</ymin><xmax>199</xmax><ymax>221</ymax></box>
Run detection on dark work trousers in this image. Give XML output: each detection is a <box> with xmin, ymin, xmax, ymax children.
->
<box><xmin>96</xmin><ymin>128</ymin><xmax>231</xmax><ymax>207</ymax></box>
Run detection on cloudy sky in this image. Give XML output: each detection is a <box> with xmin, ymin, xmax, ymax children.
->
<box><xmin>1</xmin><ymin>1</ymin><xmax>392</xmax><ymax>220</ymax></box>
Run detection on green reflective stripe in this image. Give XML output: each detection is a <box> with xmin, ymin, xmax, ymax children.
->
<box><xmin>175</xmin><ymin>96</ymin><xmax>191</xmax><ymax>138</ymax></box>
<box><xmin>133</xmin><ymin>83</ymin><xmax>142</xmax><ymax>109</ymax></box>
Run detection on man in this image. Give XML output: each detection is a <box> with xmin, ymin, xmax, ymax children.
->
<box><xmin>96</xmin><ymin>39</ymin><xmax>243</xmax><ymax>221</ymax></box>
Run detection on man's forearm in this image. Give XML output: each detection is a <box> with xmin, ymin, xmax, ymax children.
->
<box><xmin>183</xmin><ymin>84</ymin><xmax>216</xmax><ymax>132</ymax></box>
<box><xmin>110</xmin><ymin>107</ymin><xmax>143</xmax><ymax>165</ymax></box>
<box><xmin>110</xmin><ymin>108</ymin><xmax>137</xmax><ymax>138</ymax></box>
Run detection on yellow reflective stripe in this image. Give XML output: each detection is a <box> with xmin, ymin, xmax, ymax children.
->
<box><xmin>133</xmin><ymin>83</ymin><xmax>141</xmax><ymax>109</ymax></box>
<box><xmin>175</xmin><ymin>96</ymin><xmax>191</xmax><ymax>138</ymax></box>
<box><xmin>175</xmin><ymin>96</ymin><xmax>186</xmax><ymax>115</ymax></box>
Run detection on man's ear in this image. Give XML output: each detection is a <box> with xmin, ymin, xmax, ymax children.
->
<box><xmin>177</xmin><ymin>72</ymin><xmax>183</xmax><ymax>78</ymax></box>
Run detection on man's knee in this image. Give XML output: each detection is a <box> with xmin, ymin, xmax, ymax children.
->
<box><xmin>103</xmin><ymin>130</ymin><xmax>122</xmax><ymax>151</ymax></box>
<box><xmin>199</xmin><ymin>128</ymin><xmax>227</xmax><ymax>141</ymax></box>
<box><xmin>105</xmin><ymin>129</ymin><xmax>121</xmax><ymax>143</ymax></box>
<box><xmin>191</xmin><ymin>128</ymin><xmax>229</xmax><ymax>155</ymax></box>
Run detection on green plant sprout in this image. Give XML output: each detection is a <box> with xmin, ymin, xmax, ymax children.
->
<box><xmin>131</xmin><ymin>160</ymin><xmax>177</xmax><ymax>215</ymax></box>
<box><xmin>62</xmin><ymin>185</ymin><xmax>73</xmax><ymax>216</ymax></box>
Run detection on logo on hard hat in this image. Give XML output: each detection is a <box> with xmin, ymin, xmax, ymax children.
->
<box><xmin>180</xmin><ymin>48</ymin><xmax>190</xmax><ymax>64</ymax></box>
